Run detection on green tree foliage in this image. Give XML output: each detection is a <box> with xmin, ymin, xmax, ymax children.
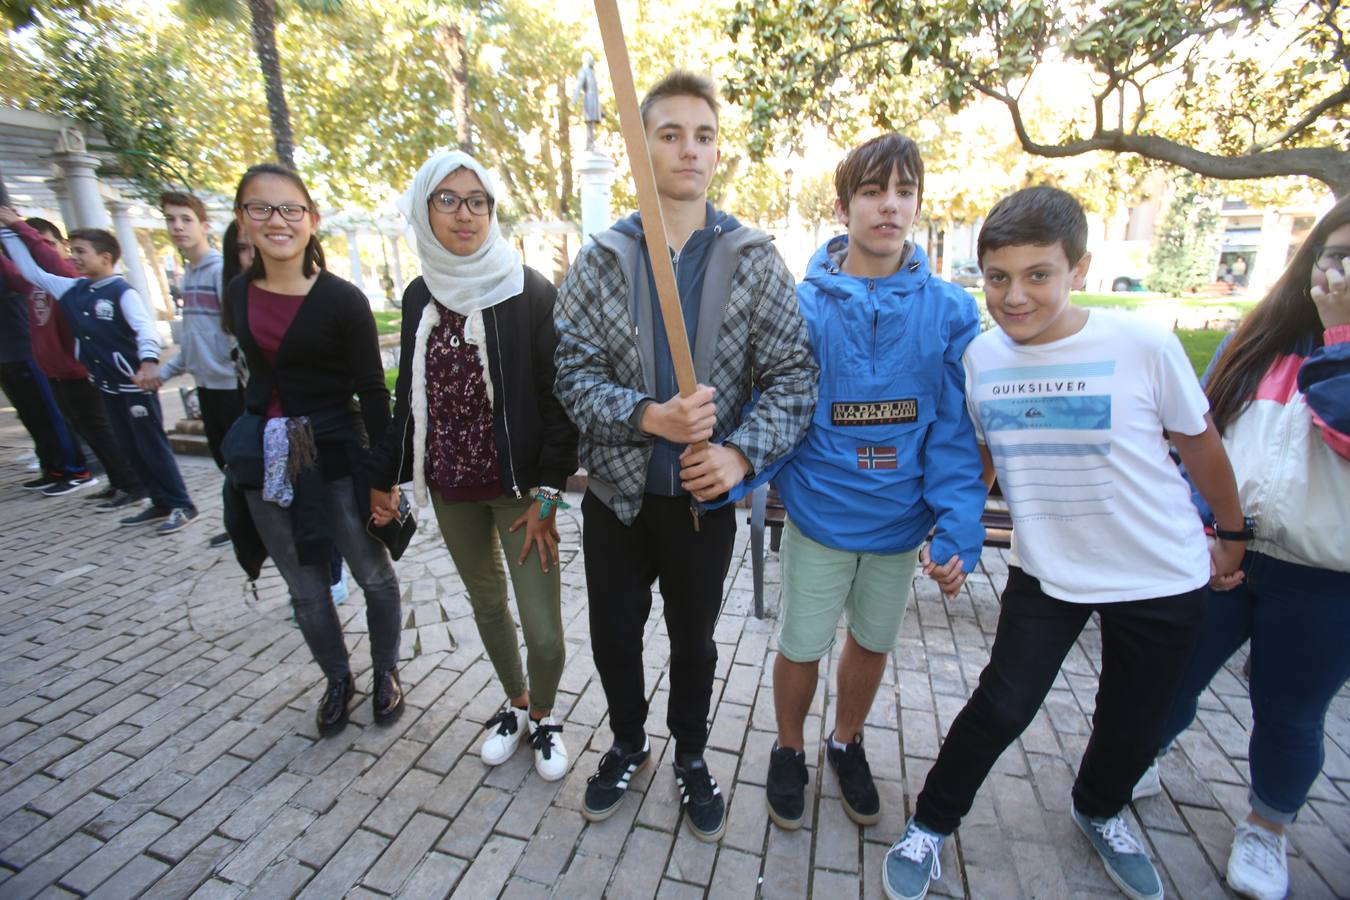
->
<box><xmin>1146</xmin><ymin>174</ymin><xmax>1221</xmax><ymax>293</ymax></box>
<box><xmin>726</xmin><ymin>0</ymin><xmax>1350</xmax><ymax>196</ymax></box>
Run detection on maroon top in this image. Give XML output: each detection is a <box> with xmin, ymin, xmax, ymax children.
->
<box><xmin>424</xmin><ymin>310</ymin><xmax>500</xmax><ymax>501</ymax></box>
<box><xmin>248</xmin><ymin>283</ymin><xmax>306</xmax><ymax>417</ymax></box>
<box><xmin>0</xmin><ymin>222</ymin><xmax>87</xmax><ymax>380</ymax></box>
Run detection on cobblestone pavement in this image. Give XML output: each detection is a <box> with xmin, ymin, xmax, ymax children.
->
<box><xmin>0</xmin><ymin>410</ymin><xmax>1347</xmax><ymax>899</ymax></box>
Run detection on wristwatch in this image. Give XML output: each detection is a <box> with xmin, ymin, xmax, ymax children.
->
<box><xmin>1214</xmin><ymin>516</ymin><xmax>1256</xmax><ymax>542</ymax></box>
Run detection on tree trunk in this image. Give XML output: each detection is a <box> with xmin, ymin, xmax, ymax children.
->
<box><xmin>438</xmin><ymin>21</ymin><xmax>472</xmax><ymax>154</ymax></box>
<box><xmin>553</xmin><ymin>75</ymin><xmax>574</xmax><ymax>282</ymax></box>
<box><xmin>247</xmin><ymin>0</ymin><xmax>297</xmax><ymax>169</ymax></box>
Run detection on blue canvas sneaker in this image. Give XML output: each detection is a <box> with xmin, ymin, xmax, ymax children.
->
<box><xmin>883</xmin><ymin>818</ymin><xmax>944</xmax><ymax>900</ymax></box>
<box><xmin>1071</xmin><ymin>804</ymin><xmax>1163</xmax><ymax>900</ymax></box>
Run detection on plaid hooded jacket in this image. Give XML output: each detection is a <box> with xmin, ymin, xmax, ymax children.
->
<box><xmin>554</xmin><ymin>219</ymin><xmax>818</xmax><ymax>525</ymax></box>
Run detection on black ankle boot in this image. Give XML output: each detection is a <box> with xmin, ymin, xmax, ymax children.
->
<box><xmin>373</xmin><ymin>668</ymin><xmax>404</xmax><ymax>723</ymax></box>
<box><xmin>317</xmin><ymin>673</ymin><xmax>354</xmax><ymax>735</ymax></box>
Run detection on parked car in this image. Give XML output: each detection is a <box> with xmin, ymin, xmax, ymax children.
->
<box><xmin>1112</xmin><ymin>275</ymin><xmax>1145</xmax><ymax>292</ymax></box>
<box><xmin>952</xmin><ymin>259</ymin><xmax>983</xmax><ymax>289</ymax></box>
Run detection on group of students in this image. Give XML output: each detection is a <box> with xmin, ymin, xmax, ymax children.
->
<box><xmin>3</xmin><ymin>68</ymin><xmax>1345</xmax><ymax>900</ymax></box>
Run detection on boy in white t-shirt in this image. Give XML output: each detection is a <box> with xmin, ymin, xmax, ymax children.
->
<box><xmin>882</xmin><ymin>187</ymin><xmax>1249</xmax><ymax>900</ymax></box>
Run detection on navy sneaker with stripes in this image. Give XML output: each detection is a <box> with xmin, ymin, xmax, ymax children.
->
<box><xmin>582</xmin><ymin>738</ymin><xmax>650</xmax><ymax>822</ymax></box>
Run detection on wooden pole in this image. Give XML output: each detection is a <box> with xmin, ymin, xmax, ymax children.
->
<box><xmin>591</xmin><ymin>0</ymin><xmax>701</xmax><ymax>409</ymax></box>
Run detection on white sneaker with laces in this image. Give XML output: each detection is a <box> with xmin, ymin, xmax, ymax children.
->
<box><xmin>1226</xmin><ymin>820</ymin><xmax>1288</xmax><ymax>900</ymax></box>
<box><xmin>1132</xmin><ymin>761</ymin><xmax>1162</xmax><ymax>800</ymax></box>
<box><xmin>480</xmin><ymin>706</ymin><xmax>528</xmax><ymax>766</ymax></box>
<box><xmin>529</xmin><ymin>716</ymin><xmax>569</xmax><ymax>781</ymax></box>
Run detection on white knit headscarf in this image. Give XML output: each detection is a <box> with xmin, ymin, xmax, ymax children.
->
<box><xmin>397</xmin><ymin>150</ymin><xmax>524</xmax><ymax>505</ymax></box>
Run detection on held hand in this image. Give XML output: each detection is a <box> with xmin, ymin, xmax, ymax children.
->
<box><xmin>641</xmin><ymin>385</ymin><xmax>717</xmax><ymax>444</ymax></box>
<box><xmin>369</xmin><ymin>486</ymin><xmax>400</xmax><ymax>526</ymax></box>
<box><xmin>679</xmin><ymin>443</ymin><xmax>750</xmax><ymax>501</ymax></box>
<box><xmin>0</xmin><ymin>206</ymin><xmax>20</xmax><ymax>228</ymax></box>
<box><xmin>135</xmin><ymin>361</ymin><xmax>162</xmax><ymax>392</ymax></box>
<box><xmin>1310</xmin><ymin>260</ymin><xmax>1350</xmax><ymax>329</ymax></box>
<box><xmin>1208</xmin><ymin>538</ymin><xmax>1247</xmax><ymax>592</ymax></box>
<box><xmin>919</xmin><ymin>544</ymin><xmax>967</xmax><ymax>599</ymax></box>
<box><xmin>509</xmin><ymin>500</ymin><xmax>560</xmax><ymax>573</ymax></box>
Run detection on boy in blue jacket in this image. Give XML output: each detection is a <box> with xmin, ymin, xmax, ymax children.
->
<box><xmin>765</xmin><ymin>133</ymin><xmax>987</xmax><ymax>831</ymax></box>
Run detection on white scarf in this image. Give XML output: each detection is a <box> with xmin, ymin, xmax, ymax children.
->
<box><xmin>398</xmin><ymin>151</ymin><xmax>524</xmax><ymax>505</ymax></box>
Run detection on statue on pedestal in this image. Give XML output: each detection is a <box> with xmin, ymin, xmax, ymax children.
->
<box><xmin>572</xmin><ymin>52</ymin><xmax>602</xmax><ymax>151</ymax></box>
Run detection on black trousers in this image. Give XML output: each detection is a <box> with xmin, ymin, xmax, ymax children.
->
<box><xmin>196</xmin><ymin>385</ymin><xmax>244</xmax><ymax>471</ymax></box>
<box><xmin>49</xmin><ymin>378</ymin><xmax>142</xmax><ymax>494</ymax></box>
<box><xmin>914</xmin><ymin>566</ymin><xmax>1205</xmax><ymax>834</ymax></box>
<box><xmin>582</xmin><ymin>491</ymin><xmax>735</xmax><ymax>758</ymax></box>
<box><xmin>0</xmin><ymin>359</ymin><xmax>79</xmax><ymax>476</ymax></box>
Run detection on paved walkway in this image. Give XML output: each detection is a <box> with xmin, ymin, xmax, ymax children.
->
<box><xmin>0</xmin><ymin>408</ymin><xmax>1347</xmax><ymax>899</ymax></box>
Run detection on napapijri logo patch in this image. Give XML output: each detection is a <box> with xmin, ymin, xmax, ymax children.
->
<box><xmin>832</xmin><ymin>398</ymin><xmax>918</xmax><ymax>426</ymax></box>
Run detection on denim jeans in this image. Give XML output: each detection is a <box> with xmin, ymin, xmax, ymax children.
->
<box><xmin>1160</xmin><ymin>551</ymin><xmax>1350</xmax><ymax>825</ymax></box>
<box><xmin>914</xmin><ymin>567</ymin><xmax>1205</xmax><ymax>834</ymax></box>
<box><xmin>103</xmin><ymin>392</ymin><xmax>193</xmax><ymax>510</ymax></box>
<box><xmin>245</xmin><ymin>477</ymin><xmax>402</xmax><ymax>679</ymax></box>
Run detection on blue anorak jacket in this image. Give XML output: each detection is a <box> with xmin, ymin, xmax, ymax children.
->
<box><xmin>774</xmin><ymin>236</ymin><xmax>986</xmax><ymax>568</ymax></box>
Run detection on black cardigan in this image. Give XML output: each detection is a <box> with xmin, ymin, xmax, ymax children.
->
<box><xmin>366</xmin><ymin>268</ymin><xmax>579</xmax><ymax>496</ymax></box>
<box><xmin>226</xmin><ymin>270</ymin><xmax>390</xmax><ymax>452</ymax></box>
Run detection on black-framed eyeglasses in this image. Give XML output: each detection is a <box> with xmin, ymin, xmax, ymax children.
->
<box><xmin>429</xmin><ymin>191</ymin><xmax>491</xmax><ymax>215</ymax></box>
<box><xmin>1313</xmin><ymin>244</ymin><xmax>1349</xmax><ymax>272</ymax></box>
<box><xmin>239</xmin><ymin>202</ymin><xmax>311</xmax><ymax>223</ymax></box>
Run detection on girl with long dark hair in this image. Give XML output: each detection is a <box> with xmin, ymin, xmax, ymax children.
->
<box><xmin>367</xmin><ymin>151</ymin><xmax>578</xmax><ymax>780</ymax></box>
<box><xmin>1139</xmin><ymin>196</ymin><xmax>1350</xmax><ymax>900</ymax></box>
<box><xmin>222</xmin><ymin>163</ymin><xmax>403</xmax><ymax>734</ymax></box>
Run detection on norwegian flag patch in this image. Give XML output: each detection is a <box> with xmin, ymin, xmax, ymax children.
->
<box><xmin>856</xmin><ymin>446</ymin><xmax>898</xmax><ymax>469</ymax></box>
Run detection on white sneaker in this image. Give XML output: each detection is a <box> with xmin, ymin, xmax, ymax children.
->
<box><xmin>1132</xmin><ymin>761</ymin><xmax>1162</xmax><ymax>800</ymax></box>
<box><xmin>480</xmin><ymin>706</ymin><xmax>528</xmax><ymax>766</ymax></box>
<box><xmin>529</xmin><ymin>715</ymin><xmax>569</xmax><ymax>781</ymax></box>
<box><xmin>1227</xmin><ymin>821</ymin><xmax>1288</xmax><ymax>900</ymax></box>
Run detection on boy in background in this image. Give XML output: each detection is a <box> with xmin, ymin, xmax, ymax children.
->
<box><xmin>1</xmin><ymin>208</ymin><xmax>198</xmax><ymax>534</ymax></box>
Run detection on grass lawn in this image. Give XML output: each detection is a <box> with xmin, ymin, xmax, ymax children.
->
<box><xmin>373</xmin><ymin>311</ymin><xmax>402</xmax><ymax>336</ymax></box>
<box><xmin>385</xmin><ymin>368</ymin><xmax>398</xmax><ymax>393</ymax></box>
<box><xmin>1174</xmin><ymin>328</ymin><xmax>1229</xmax><ymax>377</ymax></box>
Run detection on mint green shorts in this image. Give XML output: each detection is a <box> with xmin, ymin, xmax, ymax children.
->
<box><xmin>777</xmin><ymin>518</ymin><xmax>919</xmax><ymax>662</ymax></box>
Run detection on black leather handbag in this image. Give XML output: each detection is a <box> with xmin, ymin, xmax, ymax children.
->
<box><xmin>367</xmin><ymin>492</ymin><xmax>417</xmax><ymax>561</ymax></box>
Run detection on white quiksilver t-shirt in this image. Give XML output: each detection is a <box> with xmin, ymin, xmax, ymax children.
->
<box><xmin>963</xmin><ymin>309</ymin><xmax>1211</xmax><ymax>603</ymax></box>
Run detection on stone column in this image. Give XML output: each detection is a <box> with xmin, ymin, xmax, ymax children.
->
<box><xmin>345</xmin><ymin>228</ymin><xmax>365</xmax><ymax>292</ymax></box>
<box><xmin>576</xmin><ymin>150</ymin><xmax>616</xmax><ymax>240</ymax></box>
<box><xmin>388</xmin><ymin>234</ymin><xmax>403</xmax><ymax>294</ymax></box>
<box><xmin>105</xmin><ymin>198</ymin><xmax>153</xmax><ymax>308</ymax></box>
<box><xmin>50</xmin><ymin>127</ymin><xmax>111</xmax><ymax>230</ymax></box>
<box><xmin>44</xmin><ymin>176</ymin><xmax>77</xmax><ymax>234</ymax></box>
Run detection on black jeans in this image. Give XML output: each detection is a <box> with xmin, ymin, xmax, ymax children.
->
<box><xmin>0</xmin><ymin>359</ymin><xmax>79</xmax><ymax>476</ymax></box>
<box><xmin>49</xmin><ymin>378</ymin><xmax>143</xmax><ymax>494</ymax></box>
<box><xmin>102</xmin><ymin>392</ymin><xmax>193</xmax><ymax>510</ymax></box>
<box><xmin>196</xmin><ymin>386</ymin><xmax>244</xmax><ymax>471</ymax></box>
<box><xmin>582</xmin><ymin>491</ymin><xmax>735</xmax><ymax>758</ymax></box>
<box><xmin>244</xmin><ymin>478</ymin><xmax>402</xmax><ymax>679</ymax></box>
<box><xmin>914</xmin><ymin>566</ymin><xmax>1205</xmax><ymax>833</ymax></box>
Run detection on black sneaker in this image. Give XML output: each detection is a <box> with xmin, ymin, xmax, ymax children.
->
<box><xmin>766</xmin><ymin>742</ymin><xmax>809</xmax><ymax>830</ymax></box>
<box><xmin>88</xmin><ymin>484</ymin><xmax>118</xmax><ymax>501</ymax></box>
<box><xmin>22</xmin><ymin>473</ymin><xmax>60</xmax><ymax>491</ymax></box>
<box><xmin>826</xmin><ymin>730</ymin><xmax>880</xmax><ymax>826</ymax></box>
<box><xmin>120</xmin><ymin>505</ymin><xmax>173</xmax><ymax>526</ymax></box>
<box><xmin>582</xmin><ymin>738</ymin><xmax>651</xmax><ymax>822</ymax></box>
<box><xmin>317</xmin><ymin>673</ymin><xmax>355</xmax><ymax>736</ymax></box>
<box><xmin>154</xmin><ymin>507</ymin><xmax>199</xmax><ymax>535</ymax></box>
<box><xmin>673</xmin><ymin>755</ymin><xmax>726</xmax><ymax>842</ymax></box>
<box><xmin>97</xmin><ymin>491</ymin><xmax>143</xmax><ymax>512</ymax></box>
<box><xmin>208</xmin><ymin>531</ymin><xmax>232</xmax><ymax>548</ymax></box>
<box><xmin>41</xmin><ymin>474</ymin><xmax>99</xmax><ymax>497</ymax></box>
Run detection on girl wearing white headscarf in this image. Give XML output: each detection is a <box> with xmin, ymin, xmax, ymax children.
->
<box><xmin>367</xmin><ymin>151</ymin><xmax>578</xmax><ymax>781</ymax></box>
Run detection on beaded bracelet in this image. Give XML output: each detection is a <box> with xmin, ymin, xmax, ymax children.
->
<box><xmin>532</xmin><ymin>487</ymin><xmax>571</xmax><ymax>518</ymax></box>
